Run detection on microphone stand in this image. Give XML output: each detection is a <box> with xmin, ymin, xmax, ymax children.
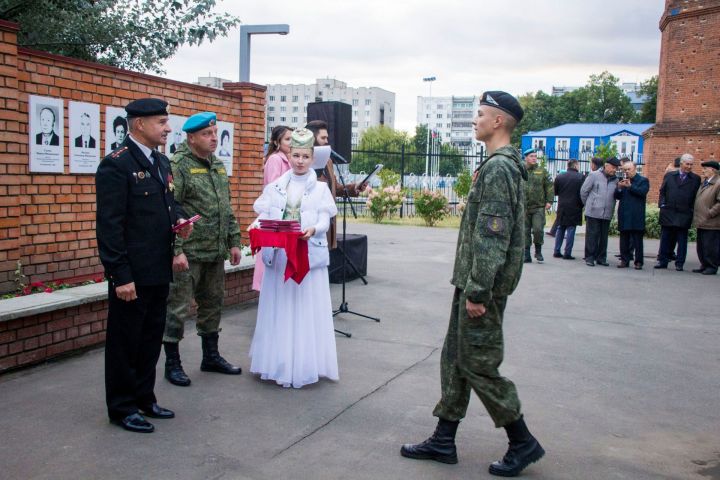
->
<box><xmin>332</xmin><ymin>166</ymin><xmax>380</xmax><ymax>338</ymax></box>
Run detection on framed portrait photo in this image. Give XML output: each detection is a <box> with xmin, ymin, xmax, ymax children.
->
<box><xmin>69</xmin><ymin>101</ymin><xmax>100</xmax><ymax>174</ymax></box>
<box><xmin>105</xmin><ymin>106</ymin><xmax>128</xmax><ymax>155</ymax></box>
<box><xmin>29</xmin><ymin>95</ymin><xmax>64</xmax><ymax>173</ymax></box>
<box><xmin>215</xmin><ymin>121</ymin><xmax>234</xmax><ymax>177</ymax></box>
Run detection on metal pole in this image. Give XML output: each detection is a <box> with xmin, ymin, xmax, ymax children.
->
<box><xmin>239</xmin><ymin>24</ymin><xmax>290</xmax><ymax>82</ymax></box>
<box><xmin>400</xmin><ymin>143</ymin><xmax>405</xmax><ymax>218</ymax></box>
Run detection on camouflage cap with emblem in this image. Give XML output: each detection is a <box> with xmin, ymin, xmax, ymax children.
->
<box><xmin>480</xmin><ymin>91</ymin><xmax>524</xmax><ymax>122</ymax></box>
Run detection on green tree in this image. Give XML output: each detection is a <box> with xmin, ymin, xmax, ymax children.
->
<box><xmin>1</xmin><ymin>0</ymin><xmax>239</xmax><ymax>73</ymax></box>
<box><xmin>354</xmin><ymin>125</ymin><xmax>411</xmax><ymax>174</ymax></box>
<box><xmin>635</xmin><ymin>75</ymin><xmax>658</xmax><ymax>123</ymax></box>
<box><xmin>575</xmin><ymin>71</ymin><xmax>636</xmax><ymax>123</ymax></box>
<box><xmin>594</xmin><ymin>140</ymin><xmax>618</xmax><ymax>160</ymax></box>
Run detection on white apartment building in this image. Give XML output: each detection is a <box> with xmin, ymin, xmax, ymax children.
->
<box><xmin>416</xmin><ymin>95</ymin><xmax>481</xmax><ymax>154</ymax></box>
<box><xmin>195</xmin><ymin>76</ymin><xmax>232</xmax><ymax>89</ymax></box>
<box><xmin>266</xmin><ymin>78</ymin><xmax>395</xmax><ymax>147</ymax></box>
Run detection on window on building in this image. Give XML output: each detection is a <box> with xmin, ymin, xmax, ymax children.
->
<box><xmin>436</xmin><ymin>123</ymin><xmax>442</xmax><ymax>128</ymax></box>
<box><xmin>447</xmin><ymin>123</ymin><xmax>451</xmax><ymax>128</ymax></box>
<box><xmin>280</xmin><ymin>116</ymin><xmax>286</xmax><ymax>122</ymax></box>
<box><xmin>437</xmin><ymin>104</ymin><xmax>443</xmax><ymax>109</ymax></box>
<box><xmin>305</xmin><ymin>95</ymin><xmax>310</xmax><ymax>101</ymax></box>
<box><xmin>352</xmin><ymin>121</ymin><xmax>358</xmax><ymax>127</ymax></box>
<box><xmin>426</xmin><ymin>114</ymin><xmax>430</xmax><ymax>118</ymax></box>
<box><xmin>280</xmin><ymin>95</ymin><xmax>286</xmax><ymax>102</ymax></box>
<box><xmin>292</xmin><ymin>117</ymin><xmax>298</xmax><ymax>123</ymax></box>
<box><xmin>292</xmin><ymin>106</ymin><xmax>298</xmax><ymax>112</ymax></box>
<box><xmin>292</xmin><ymin>95</ymin><xmax>298</xmax><ymax>102</ymax></box>
<box><xmin>353</xmin><ymin>99</ymin><xmax>359</xmax><ymax>106</ymax></box>
<box><xmin>437</xmin><ymin>114</ymin><xmax>443</xmax><ymax>119</ymax></box>
<box><xmin>365</xmin><ymin>121</ymin><xmax>369</xmax><ymax>127</ymax></box>
<box><xmin>280</xmin><ymin>106</ymin><xmax>286</xmax><ymax>112</ymax></box>
<box><xmin>353</xmin><ymin>110</ymin><xmax>358</xmax><ymax>118</ymax></box>
<box><xmin>365</xmin><ymin>110</ymin><xmax>370</xmax><ymax>117</ymax></box>
<box><xmin>268</xmin><ymin>116</ymin><xmax>274</xmax><ymax>122</ymax></box>
<box><xmin>268</xmin><ymin>106</ymin><xmax>275</xmax><ymax>112</ymax></box>
<box><xmin>269</xmin><ymin>95</ymin><xmax>275</xmax><ymax>101</ymax></box>
<box><xmin>365</xmin><ymin>99</ymin><xmax>371</xmax><ymax>105</ymax></box>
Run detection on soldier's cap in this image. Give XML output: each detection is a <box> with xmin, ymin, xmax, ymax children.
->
<box><xmin>290</xmin><ymin>128</ymin><xmax>315</xmax><ymax>149</ymax></box>
<box><xmin>480</xmin><ymin>91</ymin><xmax>524</xmax><ymax>122</ymax></box>
<box><xmin>125</xmin><ymin>98</ymin><xmax>169</xmax><ymax>118</ymax></box>
<box><xmin>523</xmin><ymin>148</ymin><xmax>536</xmax><ymax>157</ymax></box>
<box><xmin>605</xmin><ymin>157</ymin><xmax>621</xmax><ymax>167</ymax></box>
<box><xmin>183</xmin><ymin>112</ymin><xmax>217</xmax><ymax>133</ymax></box>
<box><xmin>701</xmin><ymin>160</ymin><xmax>720</xmax><ymax>170</ymax></box>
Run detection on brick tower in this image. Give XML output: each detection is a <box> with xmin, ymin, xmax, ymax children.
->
<box><xmin>643</xmin><ymin>0</ymin><xmax>720</xmax><ymax>202</ymax></box>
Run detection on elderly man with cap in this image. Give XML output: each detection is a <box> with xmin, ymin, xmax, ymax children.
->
<box><xmin>163</xmin><ymin>112</ymin><xmax>243</xmax><ymax>387</ymax></box>
<box><xmin>692</xmin><ymin>161</ymin><xmax>720</xmax><ymax>275</ymax></box>
<box><xmin>96</xmin><ymin>98</ymin><xmax>192</xmax><ymax>433</ymax></box>
<box><xmin>401</xmin><ymin>91</ymin><xmax>545</xmax><ymax>477</ymax></box>
<box><xmin>522</xmin><ymin>148</ymin><xmax>553</xmax><ymax>263</ymax></box>
<box><xmin>580</xmin><ymin>157</ymin><xmax>621</xmax><ymax>267</ymax></box>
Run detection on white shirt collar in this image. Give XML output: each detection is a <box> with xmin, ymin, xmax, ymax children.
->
<box><xmin>128</xmin><ymin>134</ymin><xmax>154</xmax><ymax>163</ymax></box>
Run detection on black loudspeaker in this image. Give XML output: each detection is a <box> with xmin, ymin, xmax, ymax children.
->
<box><xmin>307</xmin><ymin>101</ymin><xmax>352</xmax><ymax>162</ymax></box>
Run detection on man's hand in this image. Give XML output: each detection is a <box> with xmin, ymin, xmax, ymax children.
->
<box><xmin>116</xmin><ymin>282</ymin><xmax>137</xmax><ymax>302</ymax></box>
<box><xmin>619</xmin><ymin>179</ymin><xmax>631</xmax><ymax>189</ymax></box>
<box><xmin>175</xmin><ymin>218</ymin><xmax>193</xmax><ymax>239</ymax></box>
<box><xmin>230</xmin><ymin>246</ymin><xmax>242</xmax><ymax>266</ymax></box>
<box><xmin>465</xmin><ymin>299</ymin><xmax>487</xmax><ymax>318</ymax></box>
<box><xmin>300</xmin><ymin>227</ymin><xmax>316</xmax><ymax>241</ymax></box>
<box><xmin>545</xmin><ymin>202</ymin><xmax>552</xmax><ymax>210</ymax></box>
<box><xmin>172</xmin><ymin>253</ymin><xmax>189</xmax><ymax>272</ymax></box>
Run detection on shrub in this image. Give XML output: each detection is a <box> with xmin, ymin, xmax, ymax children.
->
<box><xmin>414</xmin><ymin>189</ymin><xmax>449</xmax><ymax>227</ymax></box>
<box><xmin>453</xmin><ymin>169</ymin><xmax>472</xmax><ymax>200</ymax></box>
<box><xmin>365</xmin><ymin>185</ymin><xmax>403</xmax><ymax>223</ymax></box>
<box><xmin>609</xmin><ymin>203</ymin><xmax>697</xmax><ymax>240</ymax></box>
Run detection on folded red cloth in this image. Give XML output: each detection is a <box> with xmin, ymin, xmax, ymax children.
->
<box><xmin>249</xmin><ymin>229</ymin><xmax>310</xmax><ymax>284</ymax></box>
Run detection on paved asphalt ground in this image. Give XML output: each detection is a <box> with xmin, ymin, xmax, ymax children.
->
<box><xmin>1</xmin><ymin>223</ymin><xmax>718</xmax><ymax>480</ymax></box>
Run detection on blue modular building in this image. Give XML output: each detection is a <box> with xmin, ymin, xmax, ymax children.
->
<box><xmin>520</xmin><ymin>123</ymin><xmax>654</xmax><ymax>170</ymax></box>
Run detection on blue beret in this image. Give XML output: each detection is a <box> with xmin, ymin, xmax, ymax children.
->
<box><xmin>183</xmin><ymin>112</ymin><xmax>217</xmax><ymax>133</ymax></box>
<box><xmin>523</xmin><ymin>148</ymin><xmax>536</xmax><ymax>157</ymax></box>
<box><xmin>480</xmin><ymin>91</ymin><xmax>524</xmax><ymax>122</ymax></box>
<box><xmin>125</xmin><ymin>98</ymin><xmax>168</xmax><ymax>117</ymax></box>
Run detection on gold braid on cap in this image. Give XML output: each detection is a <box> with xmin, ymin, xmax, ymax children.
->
<box><xmin>290</xmin><ymin>128</ymin><xmax>315</xmax><ymax>149</ymax></box>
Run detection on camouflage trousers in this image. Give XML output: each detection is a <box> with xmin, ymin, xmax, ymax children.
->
<box><xmin>433</xmin><ymin>288</ymin><xmax>522</xmax><ymax>428</ymax></box>
<box><xmin>163</xmin><ymin>260</ymin><xmax>225</xmax><ymax>343</ymax></box>
<box><xmin>525</xmin><ymin>208</ymin><xmax>546</xmax><ymax>248</ymax></box>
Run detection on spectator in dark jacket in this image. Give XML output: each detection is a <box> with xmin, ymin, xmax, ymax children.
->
<box><xmin>614</xmin><ymin>160</ymin><xmax>650</xmax><ymax>269</ymax></box>
<box><xmin>553</xmin><ymin>160</ymin><xmax>584</xmax><ymax>259</ymax></box>
<box><xmin>655</xmin><ymin>153</ymin><xmax>702</xmax><ymax>271</ymax></box>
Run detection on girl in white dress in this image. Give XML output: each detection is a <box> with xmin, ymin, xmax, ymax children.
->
<box><xmin>249</xmin><ymin>128</ymin><xmax>339</xmax><ymax>388</ymax></box>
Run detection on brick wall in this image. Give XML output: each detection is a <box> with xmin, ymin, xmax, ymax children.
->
<box><xmin>0</xmin><ymin>20</ymin><xmax>266</xmax><ymax>293</ymax></box>
<box><xmin>643</xmin><ymin>1</ymin><xmax>720</xmax><ymax>202</ymax></box>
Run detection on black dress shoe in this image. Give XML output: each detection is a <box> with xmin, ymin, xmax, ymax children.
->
<box><xmin>692</xmin><ymin>267</ymin><xmax>705</xmax><ymax>273</ymax></box>
<box><xmin>585</xmin><ymin>260</ymin><xmax>595</xmax><ymax>267</ymax></box>
<box><xmin>563</xmin><ymin>255</ymin><xmax>575</xmax><ymax>260</ymax></box>
<box><xmin>634</xmin><ymin>263</ymin><xmax>643</xmax><ymax>270</ymax></box>
<box><xmin>139</xmin><ymin>403</ymin><xmax>175</xmax><ymax>419</ymax></box>
<box><xmin>553</xmin><ymin>252</ymin><xmax>563</xmax><ymax>258</ymax></box>
<box><xmin>110</xmin><ymin>413</ymin><xmax>154</xmax><ymax>433</ymax></box>
<box><xmin>702</xmin><ymin>268</ymin><xmax>718</xmax><ymax>275</ymax></box>
<box><xmin>596</xmin><ymin>260</ymin><xmax>609</xmax><ymax>266</ymax></box>
<box><xmin>617</xmin><ymin>260</ymin><xmax>629</xmax><ymax>268</ymax></box>
<box><xmin>654</xmin><ymin>262</ymin><xmax>668</xmax><ymax>269</ymax></box>
<box><xmin>675</xmin><ymin>264</ymin><xmax>684</xmax><ymax>271</ymax></box>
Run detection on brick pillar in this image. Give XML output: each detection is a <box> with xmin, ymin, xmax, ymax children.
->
<box><xmin>643</xmin><ymin>0</ymin><xmax>720</xmax><ymax>202</ymax></box>
<box><xmin>223</xmin><ymin>82</ymin><xmax>267</xmax><ymax>242</ymax></box>
<box><xmin>0</xmin><ymin>21</ymin><xmax>22</xmax><ymax>293</ymax></box>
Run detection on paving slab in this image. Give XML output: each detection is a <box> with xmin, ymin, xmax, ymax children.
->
<box><xmin>0</xmin><ymin>223</ymin><xmax>718</xmax><ymax>480</ymax></box>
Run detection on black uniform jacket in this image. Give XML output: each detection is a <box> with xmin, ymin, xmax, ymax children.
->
<box><xmin>96</xmin><ymin>138</ymin><xmax>186</xmax><ymax>287</ymax></box>
<box><xmin>554</xmin><ymin>168</ymin><xmax>585</xmax><ymax>227</ymax></box>
<box><xmin>659</xmin><ymin>171</ymin><xmax>701</xmax><ymax>229</ymax></box>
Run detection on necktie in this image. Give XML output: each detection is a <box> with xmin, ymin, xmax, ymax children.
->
<box><xmin>151</xmin><ymin>151</ymin><xmax>163</xmax><ymax>184</ymax></box>
<box><xmin>44</xmin><ymin>138</ymin><xmax>49</xmax><ymax>145</ymax></box>
<box><xmin>704</xmin><ymin>180</ymin><xmax>709</xmax><ymax>188</ymax></box>
<box><xmin>84</xmin><ymin>140</ymin><xmax>87</xmax><ymax>148</ymax></box>
<box><xmin>680</xmin><ymin>173</ymin><xmax>686</xmax><ymax>184</ymax></box>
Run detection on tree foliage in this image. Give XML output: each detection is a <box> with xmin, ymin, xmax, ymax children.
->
<box><xmin>636</xmin><ymin>75</ymin><xmax>658</xmax><ymax>123</ymax></box>
<box><xmin>1</xmin><ymin>0</ymin><xmax>240</xmax><ymax>73</ymax></box>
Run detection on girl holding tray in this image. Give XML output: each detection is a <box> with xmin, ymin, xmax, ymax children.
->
<box><xmin>249</xmin><ymin>128</ymin><xmax>339</xmax><ymax>388</ymax></box>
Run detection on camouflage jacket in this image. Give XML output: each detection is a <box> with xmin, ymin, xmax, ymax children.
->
<box><xmin>451</xmin><ymin>145</ymin><xmax>528</xmax><ymax>304</ymax></box>
<box><xmin>171</xmin><ymin>142</ymin><xmax>241</xmax><ymax>262</ymax></box>
<box><xmin>524</xmin><ymin>163</ymin><xmax>553</xmax><ymax>210</ymax></box>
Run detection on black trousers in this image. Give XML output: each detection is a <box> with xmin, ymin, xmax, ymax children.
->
<box><xmin>105</xmin><ymin>283</ymin><xmax>169</xmax><ymax>420</ymax></box>
<box><xmin>696</xmin><ymin>229</ymin><xmax>720</xmax><ymax>272</ymax></box>
<box><xmin>658</xmin><ymin>226</ymin><xmax>689</xmax><ymax>266</ymax></box>
<box><xmin>619</xmin><ymin>230</ymin><xmax>644</xmax><ymax>265</ymax></box>
<box><xmin>584</xmin><ymin>217</ymin><xmax>610</xmax><ymax>262</ymax></box>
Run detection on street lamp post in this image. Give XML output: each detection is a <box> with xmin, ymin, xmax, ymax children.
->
<box><xmin>239</xmin><ymin>24</ymin><xmax>290</xmax><ymax>82</ymax></box>
<box><xmin>422</xmin><ymin>76</ymin><xmax>436</xmax><ymax>176</ymax></box>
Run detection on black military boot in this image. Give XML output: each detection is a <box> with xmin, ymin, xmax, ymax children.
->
<box><xmin>523</xmin><ymin>247</ymin><xmax>532</xmax><ymax>263</ymax></box>
<box><xmin>200</xmin><ymin>333</ymin><xmax>242</xmax><ymax>375</ymax></box>
<box><xmin>489</xmin><ymin>416</ymin><xmax>545</xmax><ymax>477</ymax></box>
<box><xmin>400</xmin><ymin>418</ymin><xmax>459</xmax><ymax>464</ymax></box>
<box><xmin>534</xmin><ymin>245</ymin><xmax>544</xmax><ymax>263</ymax></box>
<box><xmin>164</xmin><ymin>342</ymin><xmax>191</xmax><ymax>387</ymax></box>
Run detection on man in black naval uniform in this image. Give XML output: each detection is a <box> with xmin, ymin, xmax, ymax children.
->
<box><xmin>96</xmin><ymin>98</ymin><xmax>193</xmax><ymax>433</ymax></box>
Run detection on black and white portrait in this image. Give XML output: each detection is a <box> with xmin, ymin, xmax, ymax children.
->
<box><xmin>105</xmin><ymin>106</ymin><xmax>128</xmax><ymax>155</ymax></box>
<box><xmin>167</xmin><ymin>115</ymin><xmax>188</xmax><ymax>155</ymax></box>
<box><xmin>215</xmin><ymin>121</ymin><xmax>233</xmax><ymax>176</ymax></box>
<box><xmin>29</xmin><ymin>95</ymin><xmax>64</xmax><ymax>173</ymax></box>
<box><xmin>69</xmin><ymin>101</ymin><xmax>100</xmax><ymax>174</ymax></box>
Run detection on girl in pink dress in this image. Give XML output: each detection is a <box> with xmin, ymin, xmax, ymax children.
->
<box><xmin>252</xmin><ymin>126</ymin><xmax>293</xmax><ymax>291</ymax></box>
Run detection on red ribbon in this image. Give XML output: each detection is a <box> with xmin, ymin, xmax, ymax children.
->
<box><xmin>249</xmin><ymin>229</ymin><xmax>310</xmax><ymax>284</ymax></box>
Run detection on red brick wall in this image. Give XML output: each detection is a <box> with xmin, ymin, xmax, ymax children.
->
<box><xmin>0</xmin><ymin>20</ymin><xmax>265</xmax><ymax>293</ymax></box>
<box><xmin>643</xmin><ymin>1</ymin><xmax>720</xmax><ymax>202</ymax></box>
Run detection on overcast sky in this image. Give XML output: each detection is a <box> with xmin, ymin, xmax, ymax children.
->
<box><xmin>161</xmin><ymin>0</ymin><xmax>664</xmax><ymax>132</ymax></box>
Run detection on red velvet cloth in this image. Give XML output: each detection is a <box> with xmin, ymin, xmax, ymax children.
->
<box><xmin>249</xmin><ymin>229</ymin><xmax>310</xmax><ymax>284</ymax></box>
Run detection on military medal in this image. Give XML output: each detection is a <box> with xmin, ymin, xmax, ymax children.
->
<box><xmin>167</xmin><ymin>173</ymin><xmax>175</xmax><ymax>192</ymax></box>
<box><xmin>138</xmin><ymin>171</ymin><xmax>146</xmax><ymax>179</ymax></box>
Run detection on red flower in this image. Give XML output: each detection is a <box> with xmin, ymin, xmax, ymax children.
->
<box><xmin>22</xmin><ymin>286</ymin><xmax>32</xmax><ymax>295</ymax></box>
<box><xmin>30</xmin><ymin>281</ymin><xmax>44</xmax><ymax>287</ymax></box>
<box><xmin>167</xmin><ymin>173</ymin><xmax>174</xmax><ymax>183</ymax></box>
<box><xmin>44</xmin><ymin>287</ymin><xmax>54</xmax><ymax>293</ymax></box>
<box><xmin>95</xmin><ymin>276</ymin><xmax>104</xmax><ymax>283</ymax></box>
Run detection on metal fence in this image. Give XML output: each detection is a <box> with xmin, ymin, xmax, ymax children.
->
<box><xmin>338</xmin><ymin>147</ymin><xmax>644</xmax><ymax>218</ymax></box>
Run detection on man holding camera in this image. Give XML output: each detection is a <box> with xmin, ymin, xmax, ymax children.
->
<box><xmin>614</xmin><ymin>159</ymin><xmax>649</xmax><ymax>269</ymax></box>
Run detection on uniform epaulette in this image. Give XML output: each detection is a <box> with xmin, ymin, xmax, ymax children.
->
<box><xmin>110</xmin><ymin>146</ymin><xmax>128</xmax><ymax>158</ymax></box>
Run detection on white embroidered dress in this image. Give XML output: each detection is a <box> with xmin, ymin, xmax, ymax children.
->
<box><xmin>250</xmin><ymin>170</ymin><xmax>339</xmax><ymax>388</ymax></box>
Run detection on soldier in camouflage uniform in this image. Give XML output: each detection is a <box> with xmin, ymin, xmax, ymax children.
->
<box><xmin>163</xmin><ymin>112</ymin><xmax>243</xmax><ymax>387</ymax></box>
<box><xmin>401</xmin><ymin>91</ymin><xmax>545</xmax><ymax>477</ymax></box>
<box><xmin>523</xmin><ymin>149</ymin><xmax>554</xmax><ymax>263</ymax></box>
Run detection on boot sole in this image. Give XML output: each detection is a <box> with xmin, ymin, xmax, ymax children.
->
<box><xmin>165</xmin><ymin>375</ymin><xmax>191</xmax><ymax>387</ymax></box>
<box><xmin>488</xmin><ymin>444</ymin><xmax>545</xmax><ymax>477</ymax></box>
<box><xmin>201</xmin><ymin>365</ymin><xmax>242</xmax><ymax>375</ymax></box>
<box><xmin>400</xmin><ymin>447</ymin><xmax>458</xmax><ymax>464</ymax></box>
